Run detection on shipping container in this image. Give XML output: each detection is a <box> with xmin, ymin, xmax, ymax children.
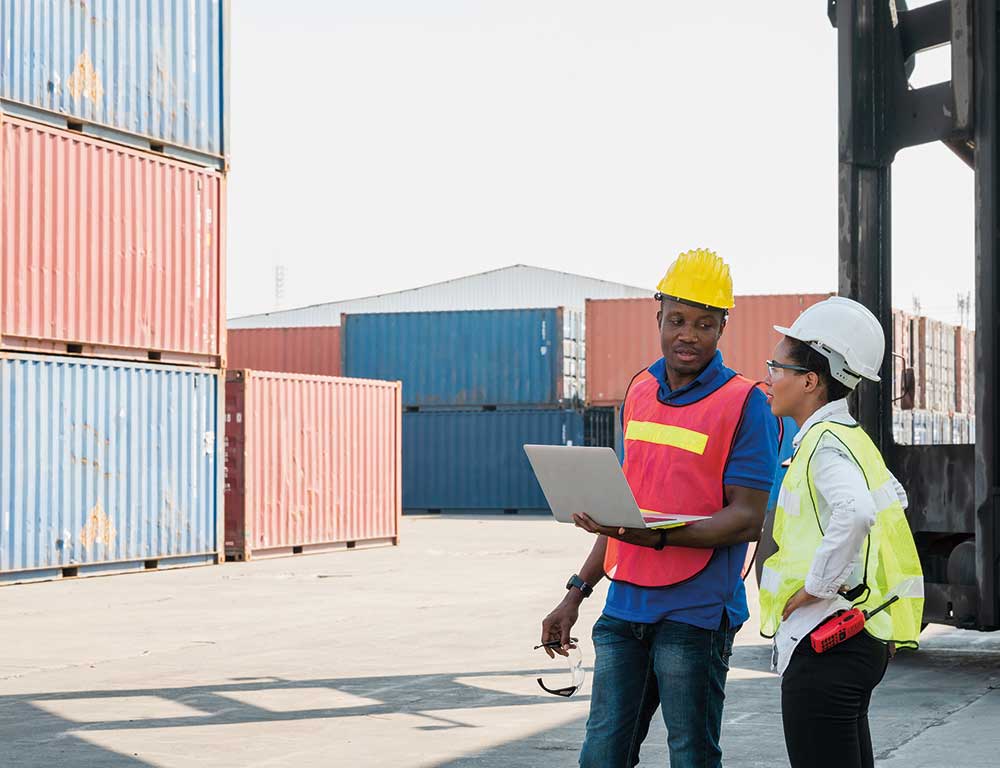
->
<box><xmin>911</xmin><ymin>410</ymin><xmax>931</xmax><ymax>445</ymax></box>
<box><xmin>892</xmin><ymin>408</ymin><xmax>910</xmax><ymax>445</ymax></box>
<box><xmin>224</xmin><ymin>370</ymin><xmax>401</xmax><ymax>560</ymax></box>
<box><xmin>228</xmin><ymin>327</ymin><xmax>341</xmax><ymax>377</ymax></box>
<box><xmin>932</xmin><ymin>412</ymin><xmax>953</xmax><ymax>445</ymax></box>
<box><xmin>897</xmin><ymin>408</ymin><xmax>914</xmax><ymax>445</ymax></box>
<box><xmin>892</xmin><ymin>309</ymin><xmax>913</xmax><ymax>401</ymax></box>
<box><xmin>0</xmin><ymin>116</ymin><xmax>225</xmax><ymax>366</ymax></box>
<box><xmin>953</xmin><ymin>413</ymin><xmax>971</xmax><ymax>444</ymax></box>
<box><xmin>0</xmin><ymin>0</ymin><xmax>229</xmax><ymax>164</ymax></box>
<box><xmin>403</xmin><ymin>408</ymin><xmax>584</xmax><ymax>513</ymax></box>
<box><xmin>914</xmin><ymin>317</ymin><xmax>956</xmax><ymax>413</ymax></box>
<box><xmin>955</xmin><ymin>326</ymin><xmax>975</xmax><ymax>414</ymax></box>
<box><xmin>584</xmin><ymin>406</ymin><xmax>622</xmax><ymax>461</ymax></box>
<box><xmin>342</xmin><ymin>308</ymin><xmax>585</xmax><ymax>407</ymax></box>
<box><xmin>0</xmin><ymin>353</ymin><xmax>222</xmax><ymax>584</ymax></box>
<box><xmin>585</xmin><ymin>294</ymin><xmax>833</xmax><ymax>406</ymax></box>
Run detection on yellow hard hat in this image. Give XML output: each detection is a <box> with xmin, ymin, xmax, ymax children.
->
<box><xmin>655</xmin><ymin>248</ymin><xmax>734</xmax><ymax>310</ymax></box>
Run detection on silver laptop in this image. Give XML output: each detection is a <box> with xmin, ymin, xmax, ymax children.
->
<box><xmin>523</xmin><ymin>445</ymin><xmax>710</xmax><ymax>529</ymax></box>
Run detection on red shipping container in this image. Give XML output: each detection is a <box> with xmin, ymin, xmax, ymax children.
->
<box><xmin>955</xmin><ymin>326</ymin><xmax>975</xmax><ymax>414</ymax></box>
<box><xmin>224</xmin><ymin>370</ymin><xmax>401</xmax><ymax>561</ymax></box>
<box><xmin>228</xmin><ymin>327</ymin><xmax>341</xmax><ymax>376</ymax></box>
<box><xmin>914</xmin><ymin>317</ymin><xmax>956</xmax><ymax>412</ymax></box>
<box><xmin>0</xmin><ymin>115</ymin><xmax>225</xmax><ymax>366</ymax></box>
<box><xmin>586</xmin><ymin>293</ymin><xmax>832</xmax><ymax>406</ymax></box>
<box><xmin>892</xmin><ymin>309</ymin><xmax>913</xmax><ymax>401</ymax></box>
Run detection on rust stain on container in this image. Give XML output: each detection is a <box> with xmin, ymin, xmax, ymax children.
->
<box><xmin>227</xmin><ymin>327</ymin><xmax>341</xmax><ymax>377</ymax></box>
<box><xmin>79</xmin><ymin>502</ymin><xmax>117</xmax><ymax>548</ymax></box>
<box><xmin>585</xmin><ymin>294</ymin><xmax>833</xmax><ymax>405</ymax></box>
<box><xmin>224</xmin><ymin>370</ymin><xmax>401</xmax><ymax>561</ymax></box>
<box><xmin>66</xmin><ymin>51</ymin><xmax>104</xmax><ymax>102</ymax></box>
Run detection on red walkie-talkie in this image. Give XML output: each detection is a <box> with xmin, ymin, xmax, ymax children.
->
<box><xmin>810</xmin><ymin>595</ymin><xmax>900</xmax><ymax>653</ymax></box>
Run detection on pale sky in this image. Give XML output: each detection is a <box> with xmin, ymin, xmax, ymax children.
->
<box><xmin>227</xmin><ymin>1</ymin><xmax>974</xmax><ymax>325</ymax></box>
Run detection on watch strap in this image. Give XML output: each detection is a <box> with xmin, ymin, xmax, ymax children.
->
<box><xmin>566</xmin><ymin>573</ymin><xmax>593</xmax><ymax>598</ymax></box>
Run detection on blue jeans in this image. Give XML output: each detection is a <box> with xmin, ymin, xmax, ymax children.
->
<box><xmin>579</xmin><ymin>613</ymin><xmax>737</xmax><ymax>768</ymax></box>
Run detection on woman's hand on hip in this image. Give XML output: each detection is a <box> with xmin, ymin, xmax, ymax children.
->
<box><xmin>782</xmin><ymin>587</ymin><xmax>822</xmax><ymax>621</ymax></box>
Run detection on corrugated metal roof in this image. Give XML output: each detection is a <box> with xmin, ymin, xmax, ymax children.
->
<box><xmin>228</xmin><ymin>264</ymin><xmax>650</xmax><ymax>329</ymax></box>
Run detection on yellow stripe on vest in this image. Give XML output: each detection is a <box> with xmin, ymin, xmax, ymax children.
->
<box><xmin>625</xmin><ymin>421</ymin><xmax>709</xmax><ymax>455</ymax></box>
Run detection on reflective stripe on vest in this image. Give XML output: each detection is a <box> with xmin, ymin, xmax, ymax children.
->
<box><xmin>604</xmin><ymin>371</ymin><xmax>757</xmax><ymax>588</ymax></box>
<box><xmin>758</xmin><ymin>422</ymin><xmax>924</xmax><ymax>648</ymax></box>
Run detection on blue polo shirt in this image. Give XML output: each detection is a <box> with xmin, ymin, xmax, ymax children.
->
<box><xmin>770</xmin><ymin>416</ymin><xmax>798</xmax><ymax>510</ymax></box>
<box><xmin>603</xmin><ymin>351</ymin><xmax>779</xmax><ymax>630</ymax></box>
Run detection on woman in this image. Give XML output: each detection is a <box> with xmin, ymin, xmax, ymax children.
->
<box><xmin>758</xmin><ymin>297</ymin><xmax>924</xmax><ymax>768</ymax></box>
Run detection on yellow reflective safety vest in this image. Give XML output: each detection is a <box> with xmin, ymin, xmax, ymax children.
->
<box><xmin>758</xmin><ymin>421</ymin><xmax>924</xmax><ymax>648</ymax></box>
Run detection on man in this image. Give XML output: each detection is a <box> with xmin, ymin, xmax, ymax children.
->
<box><xmin>540</xmin><ymin>249</ymin><xmax>778</xmax><ymax>768</ymax></box>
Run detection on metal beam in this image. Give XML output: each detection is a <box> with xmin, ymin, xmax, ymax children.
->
<box><xmin>899</xmin><ymin>1</ymin><xmax>951</xmax><ymax>60</ymax></box>
<box><xmin>837</xmin><ymin>0</ymin><xmax>894</xmax><ymax>447</ymax></box>
<box><xmin>974</xmin><ymin>0</ymin><xmax>1000</xmax><ymax>629</ymax></box>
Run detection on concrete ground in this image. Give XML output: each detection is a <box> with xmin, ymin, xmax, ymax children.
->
<box><xmin>2</xmin><ymin>516</ymin><xmax>998</xmax><ymax>767</ymax></box>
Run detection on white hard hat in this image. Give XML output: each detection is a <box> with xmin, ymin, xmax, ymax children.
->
<box><xmin>774</xmin><ymin>297</ymin><xmax>884</xmax><ymax>389</ymax></box>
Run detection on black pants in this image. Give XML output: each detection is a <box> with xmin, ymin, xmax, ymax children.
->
<box><xmin>781</xmin><ymin>629</ymin><xmax>889</xmax><ymax>768</ymax></box>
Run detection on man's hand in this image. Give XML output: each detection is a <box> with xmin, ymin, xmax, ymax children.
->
<box><xmin>782</xmin><ymin>586</ymin><xmax>822</xmax><ymax>621</ymax></box>
<box><xmin>572</xmin><ymin>512</ymin><xmax>661</xmax><ymax>548</ymax></box>
<box><xmin>540</xmin><ymin>598</ymin><xmax>581</xmax><ymax>658</ymax></box>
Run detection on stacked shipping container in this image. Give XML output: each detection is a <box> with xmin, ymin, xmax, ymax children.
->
<box><xmin>585</xmin><ymin>294</ymin><xmax>833</xmax><ymax>406</ymax></box>
<box><xmin>914</xmin><ymin>317</ymin><xmax>957</xmax><ymax>413</ymax></box>
<box><xmin>0</xmin><ymin>116</ymin><xmax>226</xmax><ymax>365</ymax></box>
<box><xmin>0</xmin><ymin>355</ymin><xmax>222</xmax><ymax>583</ymax></box>
<box><xmin>342</xmin><ymin>308</ymin><xmax>592</xmax><ymax>513</ymax></box>
<box><xmin>0</xmin><ymin>0</ymin><xmax>229</xmax><ymax>167</ymax></box>
<box><xmin>342</xmin><ymin>309</ymin><xmax>585</xmax><ymax>407</ymax></box>
<box><xmin>586</xmin><ymin>297</ymin><xmax>975</xmax><ymax>447</ymax></box>
<box><xmin>0</xmin><ymin>3</ymin><xmax>229</xmax><ymax>584</ymax></box>
<box><xmin>892</xmin><ymin>309</ymin><xmax>912</xmax><ymax>402</ymax></box>
<box><xmin>955</xmin><ymin>326</ymin><xmax>975</xmax><ymax>414</ymax></box>
<box><xmin>228</xmin><ymin>327</ymin><xmax>341</xmax><ymax>377</ymax></box>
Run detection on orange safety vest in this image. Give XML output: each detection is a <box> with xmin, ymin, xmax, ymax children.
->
<box><xmin>604</xmin><ymin>370</ymin><xmax>758</xmax><ymax>587</ymax></box>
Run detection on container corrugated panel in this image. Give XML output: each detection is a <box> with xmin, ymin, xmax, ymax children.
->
<box><xmin>955</xmin><ymin>327</ymin><xmax>975</xmax><ymax>414</ymax></box>
<box><xmin>721</xmin><ymin>294</ymin><xmax>836</xmax><ymax>380</ymax></box>
<box><xmin>224</xmin><ymin>370</ymin><xmax>401</xmax><ymax>560</ymax></box>
<box><xmin>0</xmin><ymin>0</ymin><xmax>228</xmax><ymax>163</ymax></box>
<box><xmin>953</xmin><ymin>413</ymin><xmax>971</xmax><ymax>444</ymax></box>
<box><xmin>402</xmin><ymin>409</ymin><xmax>584</xmax><ymax>512</ymax></box>
<box><xmin>915</xmin><ymin>318</ymin><xmax>957</xmax><ymax>412</ymax></box>
<box><xmin>228</xmin><ymin>264</ymin><xmax>649</xmax><ymax>329</ymax></box>
<box><xmin>893</xmin><ymin>408</ymin><xmax>914</xmax><ymax>445</ymax></box>
<box><xmin>0</xmin><ymin>116</ymin><xmax>225</xmax><ymax>365</ymax></box>
<box><xmin>892</xmin><ymin>310</ymin><xmax>912</xmax><ymax>400</ymax></box>
<box><xmin>342</xmin><ymin>308</ymin><xmax>585</xmax><ymax>407</ymax></box>
<box><xmin>585</xmin><ymin>293</ymin><xmax>833</xmax><ymax>405</ymax></box>
<box><xmin>912</xmin><ymin>410</ymin><xmax>932</xmax><ymax>445</ymax></box>
<box><xmin>0</xmin><ymin>353</ymin><xmax>222</xmax><ymax>581</ymax></box>
<box><xmin>585</xmin><ymin>298</ymin><xmax>659</xmax><ymax>405</ymax></box>
<box><xmin>932</xmin><ymin>412</ymin><xmax>953</xmax><ymax>444</ymax></box>
<box><xmin>228</xmin><ymin>327</ymin><xmax>341</xmax><ymax>377</ymax></box>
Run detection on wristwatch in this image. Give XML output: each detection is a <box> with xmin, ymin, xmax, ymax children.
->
<box><xmin>654</xmin><ymin>528</ymin><xmax>670</xmax><ymax>551</ymax></box>
<box><xmin>566</xmin><ymin>574</ymin><xmax>593</xmax><ymax>598</ymax></box>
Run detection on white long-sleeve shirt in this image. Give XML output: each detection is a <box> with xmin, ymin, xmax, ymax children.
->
<box><xmin>771</xmin><ymin>399</ymin><xmax>908</xmax><ymax>674</ymax></box>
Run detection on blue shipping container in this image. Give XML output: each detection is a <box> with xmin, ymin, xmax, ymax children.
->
<box><xmin>0</xmin><ymin>0</ymin><xmax>228</xmax><ymax>163</ymax></box>
<box><xmin>343</xmin><ymin>308</ymin><xmax>585</xmax><ymax>406</ymax></box>
<box><xmin>403</xmin><ymin>408</ymin><xmax>584</xmax><ymax>512</ymax></box>
<box><xmin>0</xmin><ymin>354</ymin><xmax>222</xmax><ymax>582</ymax></box>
